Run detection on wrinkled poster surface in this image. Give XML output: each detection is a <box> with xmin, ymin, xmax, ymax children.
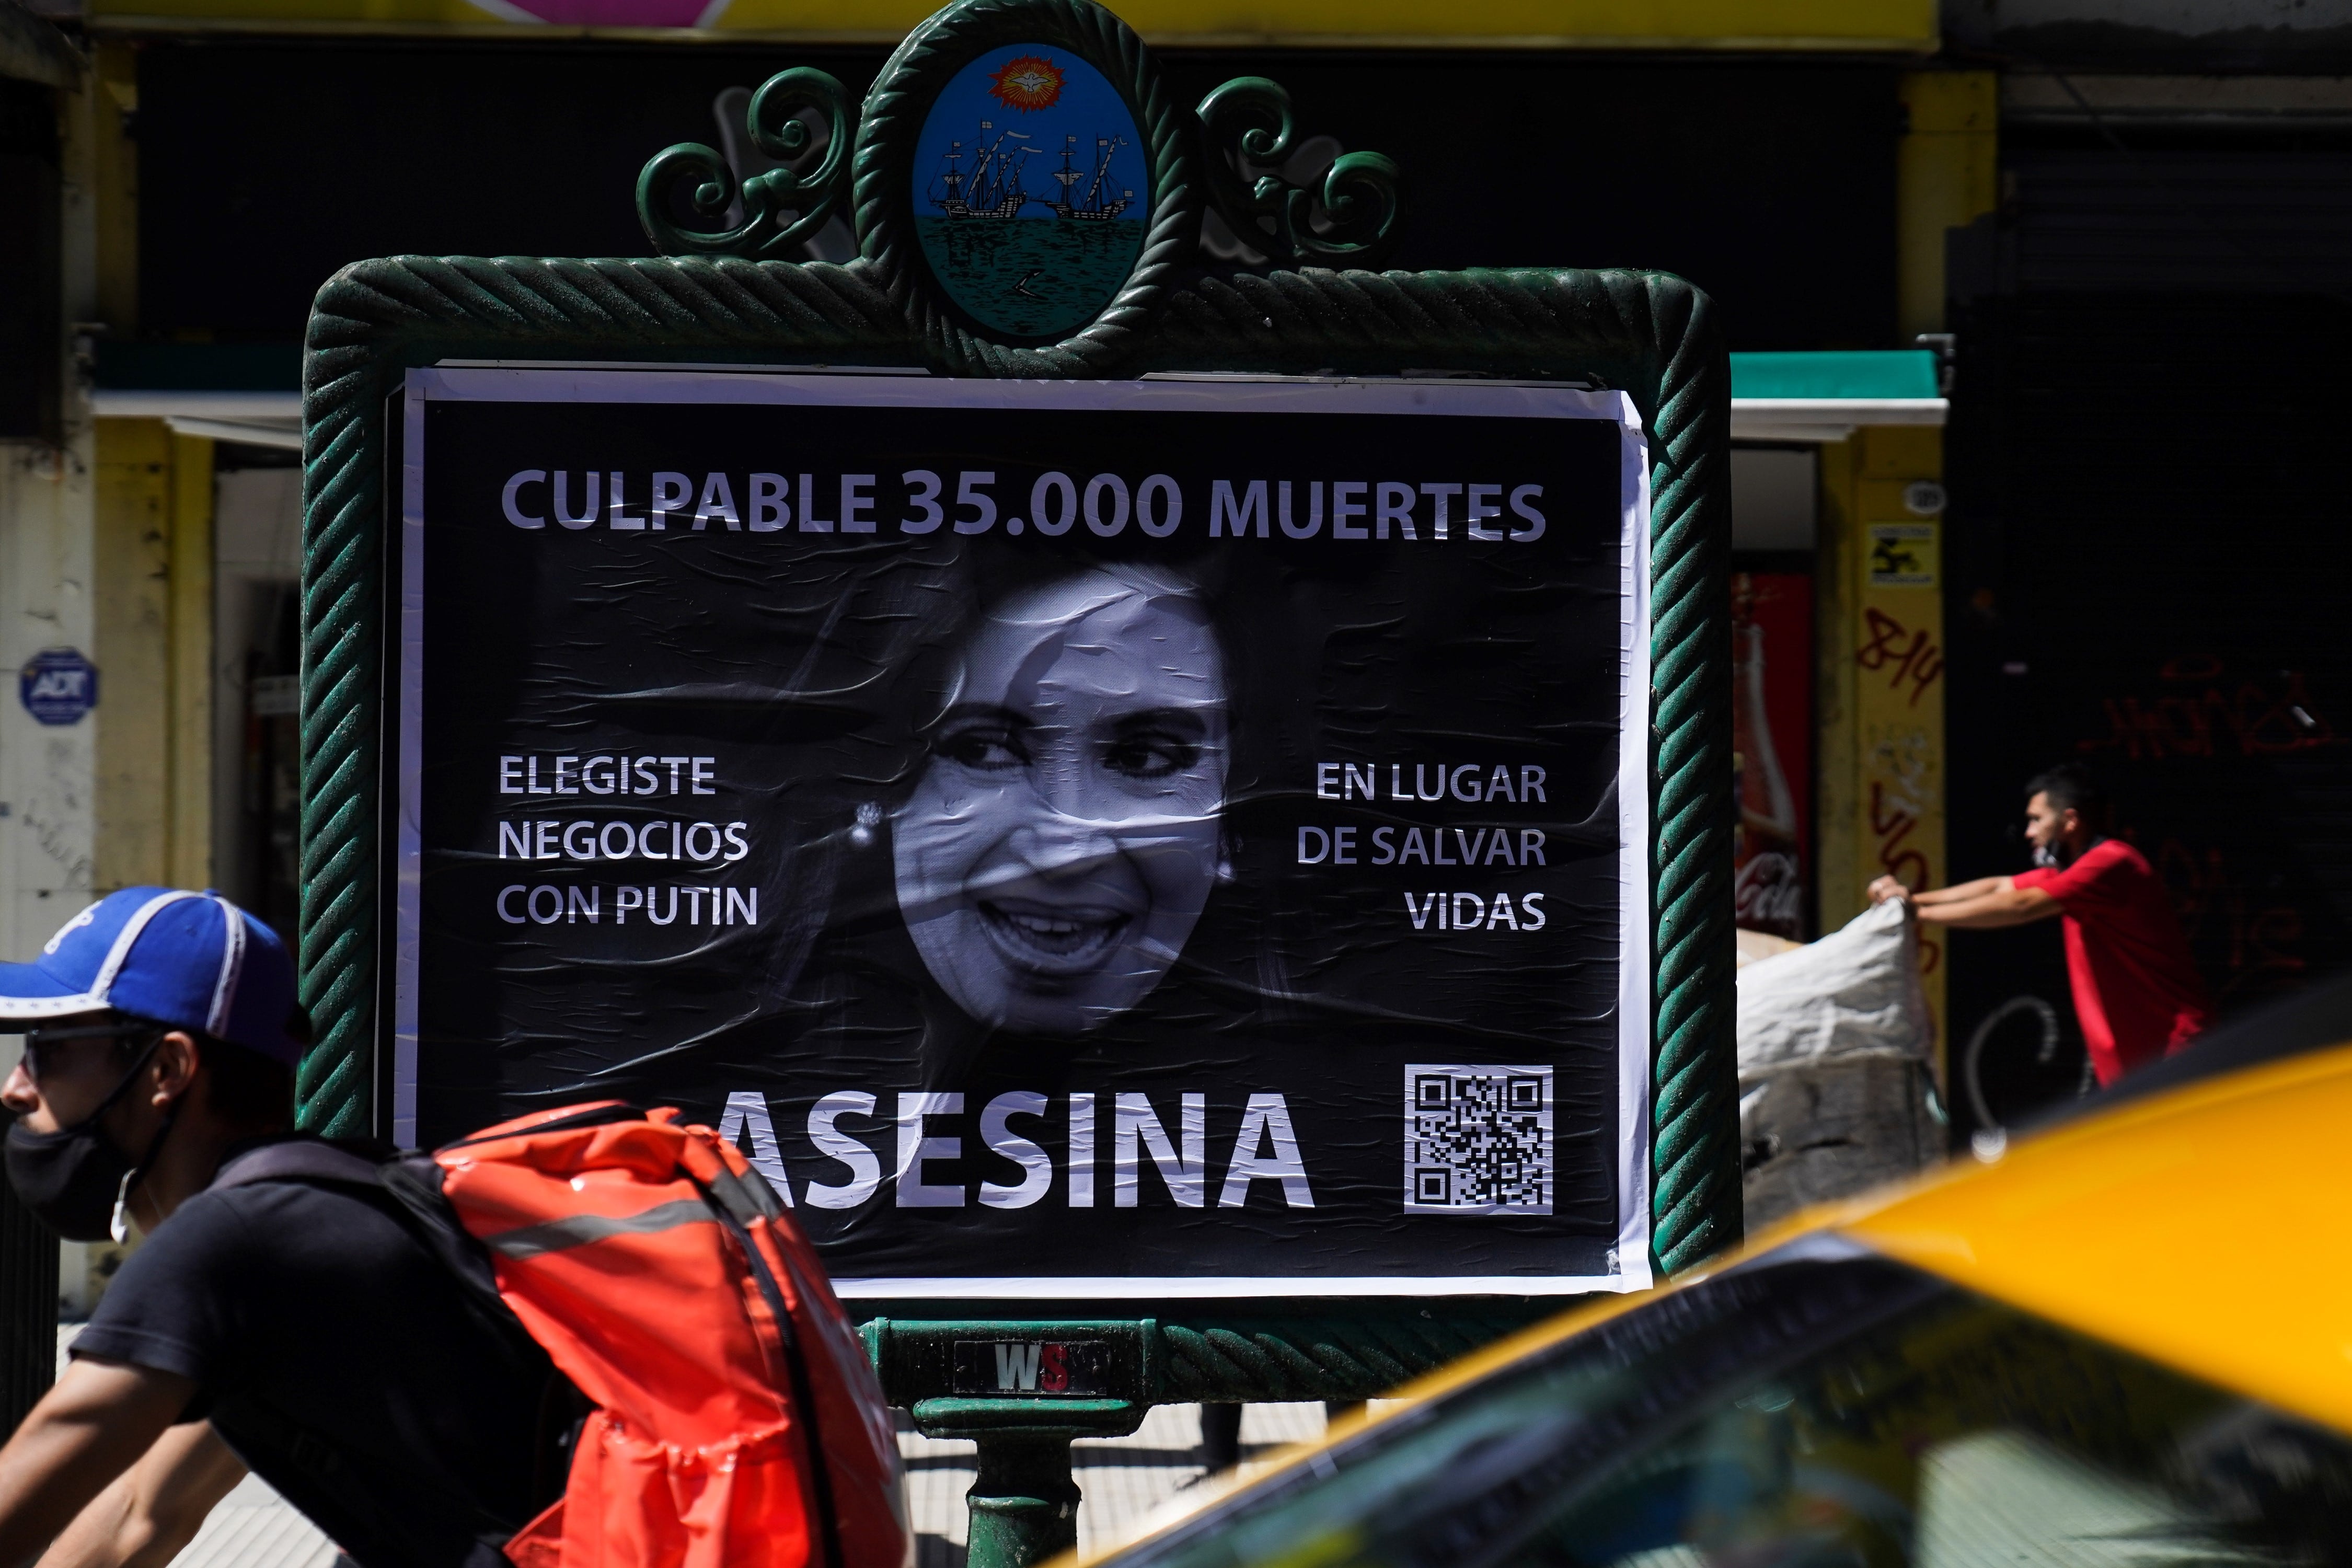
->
<box><xmin>396</xmin><ymin>369</ymin><xmax>1651</xmax><ymax>1296</ymax></box>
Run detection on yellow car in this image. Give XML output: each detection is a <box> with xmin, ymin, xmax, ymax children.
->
<box><xmin>1078</xmin><ymin>1027</ymin><xmax>2352</xmax><ymax>1567</ymax></box>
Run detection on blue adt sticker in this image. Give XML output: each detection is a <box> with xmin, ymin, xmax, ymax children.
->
<box><xmin>20</xmin><ymin>648</ymin><xmax>98</xmax><ymax>726</ymax></box>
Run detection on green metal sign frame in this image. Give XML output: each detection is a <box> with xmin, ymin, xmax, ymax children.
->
<box><xmin>295</xmin><ymin>1</ymin><xmax>1738</xmax><ymax>1558</ymax></box>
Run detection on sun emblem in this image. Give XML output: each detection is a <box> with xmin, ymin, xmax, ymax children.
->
<box><xmin>987</xmin><ymin>54</ymin><xmax>1064</xmax><ymax>113</ymax></box>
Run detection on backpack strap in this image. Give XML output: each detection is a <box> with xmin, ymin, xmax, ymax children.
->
<box><xmin>376</xmin><ymin>1154</ymin><xmax>511</xmax><ymax>1315</ymax></box>
<box><xmin>212</xmin><ymin>1136</ymin><xmax>387</xmax><ymax>1192</ymax></box>
<box><xmin>209</xmin><ymin>1137</ymin><xmax>514</xmax><ymax>1330</ymax></box>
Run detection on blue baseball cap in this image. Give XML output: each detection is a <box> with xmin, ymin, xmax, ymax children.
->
<box><xmin>0</xmin><ymin>888</ymin><xmax>304</xmax><ymax>1067</ymax></box>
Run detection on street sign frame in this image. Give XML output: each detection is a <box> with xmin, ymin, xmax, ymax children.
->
<box><xmin>296</xmin><ymin>1</ymin><xmax>1738</xmax><ymax>1558</ymax></box>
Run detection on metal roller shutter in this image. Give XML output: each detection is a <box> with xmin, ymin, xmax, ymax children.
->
<box><xmin>1944</xmin><ymin>278</ymin><xmax>2352</xmax><ymax>1125</ymax></box>
<box><xmin>2005</xmin><ymin>147</ymin><xmax>2352</xmax><ymax>296</ymax></box>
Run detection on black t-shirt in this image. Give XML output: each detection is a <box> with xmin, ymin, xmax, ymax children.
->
<box><xmin>74</xmin><ymin>1170</ymin><xmax>563</xmax><ymax>1568</ymax></box>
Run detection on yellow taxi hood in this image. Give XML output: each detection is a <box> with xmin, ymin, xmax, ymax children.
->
<box><xmin>1068</xmin><ymin>1040</ymin><xmax>2352</xmax><ymax>1568</ymax></box>
<box><xmin>1316</xmin><ymin>1037</ymin><xmax>2352</xmax><ymax>1438</ymax></box>
<box><xmin>1843</xmin><ymin>1037</ymin><xmax>2352</xmax><ymax>1433</ymax></box>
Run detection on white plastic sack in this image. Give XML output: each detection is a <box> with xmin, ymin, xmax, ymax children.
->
<box><xmin>1736</xmin><ymin>898</ymin><xmax>1935</xmax><ymax>1071</ymax></box>
<box><xmin>1737</xmin><ymin>900</ymin><xmax>1941</xmax><ymax>1226</ymax></box>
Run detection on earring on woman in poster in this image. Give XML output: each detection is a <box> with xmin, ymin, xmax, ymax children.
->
<box><xmin>850</xmin><ymin>802</ymin><xmax>882</xmax><ymax>849</ymax></box>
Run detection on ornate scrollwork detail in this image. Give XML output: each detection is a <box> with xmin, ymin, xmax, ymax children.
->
<box><xmin>1196</xmin><ymin>76</ymin><xmax>1403</xmax><ymax>269</ymax></box>
<box><xmin>636</xmin><ymin>68</ymin><xmax>857</xmax><ymax>260</ymax></box>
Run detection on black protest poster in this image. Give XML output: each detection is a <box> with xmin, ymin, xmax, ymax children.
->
<box><xmin>396</xmin><ymin>370</ymin><xmax>1651</xmax><ymax>1297</ymax></box>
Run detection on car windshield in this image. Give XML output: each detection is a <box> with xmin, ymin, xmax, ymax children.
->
<box><xmin>1105</xmin><ymin>1248</ymin><xmax>2352</xmax><ymax>1568</ymax></box>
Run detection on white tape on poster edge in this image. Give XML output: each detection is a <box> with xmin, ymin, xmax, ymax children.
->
<box><xmin>394</xmin><ymin>376</ymin><xmax>429</xmax><ymax>1151</ymax></box>
<box><xmin>1613</xmin><ymin>396</ymin><xmax>1655</xmax><ymax>1294</ymax></box>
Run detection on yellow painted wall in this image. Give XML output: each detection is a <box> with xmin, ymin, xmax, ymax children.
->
<box><xmin>1896</xmin><ymin>71</ymin><xmax>1998</xmax><ymax>341</ymax></box>
<box><xmin>168</xmin><ymin>437</ymin><xmax>215</xmax><ymax>890</ymax></box>
<box><xmin>91</xmin><ymin>43</ymin><xmax>137</xmax><ymax>333</ymax></box>
<box><xmin>91</xmin><ymin>423</ymin><xmax>213</xmax><ymax>895</ymax></box>
<box><xmin>1852</xmin><ymin>70</ymin><xmax>1991</xmax><ymax>1058</ymax></box>
<box><xmin>85</xmin><ymin>40</ymin><xmax>215</xmax><ymax>898</ymax></box>
<box><xmin>87</xmin><ymin>0</ymin><xmax>1940</xmax><ymax>48</ymax></box>
<box><xmin>1818</xmin><ymin>426</ymin><xmax>1947</xmax><ymax>1052</ymax></box>
<box><xmin>91</xmin><ymin>419</ymin><xmax>171</xmax><ymax>892</ymax></box>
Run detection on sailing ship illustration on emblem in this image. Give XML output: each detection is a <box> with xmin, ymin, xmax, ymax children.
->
<box><xmin>932</xmin><ymin>128</ymin><xmax>1133</xmax><ymax>222</ymax></box>
<box><xmin>1044</xmin><ymin>135</ymin><xmax>1135</xmax><ymax>221</ymax></box>
<box><xmin>914</xmin><ymin>45</ymin><xmax>1146</xmax><ymax>338</ymax></box>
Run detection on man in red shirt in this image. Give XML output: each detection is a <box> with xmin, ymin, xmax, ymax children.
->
<box><xmin>1869</xmin><ymin>764</ymin><xmax>2212</xmax><ymax>1085</ymax></box>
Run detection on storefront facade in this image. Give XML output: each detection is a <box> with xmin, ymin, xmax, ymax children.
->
<box><xmin>1938</xmin><ymin>12</ymin><xmax>2352</xmax><ymax>1125</ymax></box>
<box><xmin>59</xmin><ymin>0</ymin><xmax>2352</xmax><ymax>1319</ymax></box>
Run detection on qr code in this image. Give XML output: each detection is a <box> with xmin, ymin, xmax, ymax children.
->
<box><xmin>1404</xmin><ymin>1065</ymin><xmax>1553</xmax><ymax>1215</ymax></box>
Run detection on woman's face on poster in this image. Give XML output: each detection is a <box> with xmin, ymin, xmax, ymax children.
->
<box><xmin>894</xmin><ymin>571</ymin><xmax>1229</xmax><ymax>1034</ymax></box>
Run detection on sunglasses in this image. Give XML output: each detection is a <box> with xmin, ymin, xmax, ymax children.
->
<box><xmin>18</xmin><ymin>1022</ymin><xmax>165</xmax><ymax>1082</ymax></box>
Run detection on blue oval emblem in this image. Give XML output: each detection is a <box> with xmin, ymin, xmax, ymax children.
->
<box><xmin>914</xmin><ymin>45</ymin><xmax>1147</xmax><ymax>339</ymax></box>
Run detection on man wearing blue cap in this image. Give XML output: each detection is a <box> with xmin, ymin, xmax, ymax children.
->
<box><xmin>0</xmin><ymin>889</ymin><xmax>570</xmax><ymax>1568</ymax></box>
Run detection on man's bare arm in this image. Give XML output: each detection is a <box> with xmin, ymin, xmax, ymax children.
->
<box><xmin>1910</xmin><ymin>876</ymin><xmax>2014</xmax><ymax>907</ymax></box>
<box><xmin>35</xmin><ymin>1423</ymin><xmax>244</xmax><ymax>1568</ymax></box>
<box><xmin>1868</xmin><ymin>872</ymin><xmax>2061</xmax><ymax>926</ymax></box>
<box><xmin>0</xmin><ymin>1359</ymin><xmax>195</xmax><ymax>1568</ymax></box>
<box><xmin>1871</xmin><ymin>873</ymin><xmax>2009</xmax><ymax>907</ymax></box>
<box><xmin>1912</xmin><ymin>879</ymin><xmax>2061</xmax><ymax>929</ymax></box>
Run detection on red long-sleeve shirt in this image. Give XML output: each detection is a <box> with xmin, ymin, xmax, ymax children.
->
<box><xmin>2014</xmin><ymin>838</ymin><xmax>2213</xmax><ymax>1085</ymax></box>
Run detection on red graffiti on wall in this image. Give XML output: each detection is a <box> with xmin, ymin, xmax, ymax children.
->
<box><xmin>1871</xmin><ymin>780</ymin><xmax>1941</xmax><ymax>975</ymax></box>
<box><xmin>2158</xmin><ymin>837</ymin><xmax>2302</xmax><ymax>999</ymax></box>
<box><xmin>1855</xmin><ymin>608</ymin><xmax>1944</xmax><ymax>709</ymax></box>
<box><xmin>2080</xmin><ymin>658</ymin><xmax>2339</xmax><ymax>760</ymax></box>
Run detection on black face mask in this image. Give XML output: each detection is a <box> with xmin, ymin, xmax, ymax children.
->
<box><xmin>5</xmin><ymin>1038</ymin><xmax>175</xmax><ymax>1243</ymax></box>
<box><xmin>2031</xmin><ymin>832</ymin><xmax>2107</xmax><ymax>872</ymax></box>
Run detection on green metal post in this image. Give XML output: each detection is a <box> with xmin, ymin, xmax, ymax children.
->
<box><xmin>867</xmin><ymin>1319</ymin><xmax>1158</xmax><ymax>1567</ymax></box>
<box><xmin>969</xmin><ymin>1432</ymin><xmax>1082</xmax><ymax>1568</ymax></box>
<box><xmin>913</xmin><ymin>1400</ymin><xmax>1143</xmax><ymax>1568</ymax></box>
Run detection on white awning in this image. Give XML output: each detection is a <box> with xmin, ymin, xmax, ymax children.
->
<box><xmin>89</xmin><ymin>390</ymin><xmax>303</xmax><ymax>451</ymax></box>
<box><xmin>1730</xmin><ymin>397</ymin><xmax>1949</xmax><ymax>443</ymax></box>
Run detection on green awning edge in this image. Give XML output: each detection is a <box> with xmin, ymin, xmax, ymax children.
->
<box><xmin>1729</xmin><ymin>349</ymin><xmax>1940</xmax><ymax>401</ymax></box>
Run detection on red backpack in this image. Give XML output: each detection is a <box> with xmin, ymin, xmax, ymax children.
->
<box><xmin>216</xmin><ymin>1102</ymin><xmax>909</xmax><ymax>1568</ymax></box>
